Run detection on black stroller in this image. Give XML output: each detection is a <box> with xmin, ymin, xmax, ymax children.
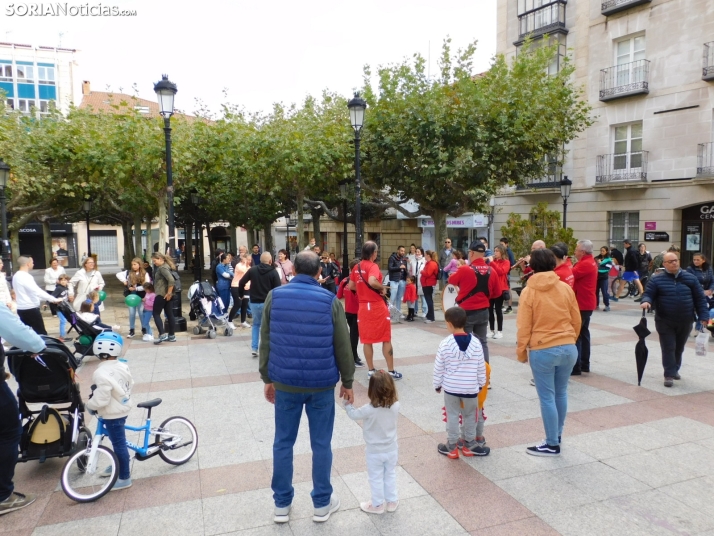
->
<box><xmin>57</xmin><ymin>302</ymin><xmax>107</xmax><ymax>362</ymax></box>
<box><xmin>6</xmin><ymin>336</ymin><xmax>89</xmax><ymax>463</ymax></box>
<box><xmin>187</xmin><ymin>281</ymin><xmax>233</xmax><ymax>338</ymax></box>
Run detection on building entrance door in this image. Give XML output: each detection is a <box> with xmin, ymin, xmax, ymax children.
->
<box><xmin>680</xmin><ymin>202</ymin><xmax>714</xmax><ymax>267</ymax></box>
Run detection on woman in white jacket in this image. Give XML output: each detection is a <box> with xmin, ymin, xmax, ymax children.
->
<box><xmin>69</xmin><ymin>257</ymin><xmax>105</xmax><ymax>311</ymax></box>
<box><xmin>409</xmin><ymin>247</ymin><xmax>427</xmax><ymax>318</ymax></box>
<box><xmin>43</xmin><ymin>258</ymin><xmax>65</xmax><ymax>317</ymax></box>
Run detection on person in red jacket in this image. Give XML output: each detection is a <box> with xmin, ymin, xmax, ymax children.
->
<box><xmin>551</xmin><ymin>243</ymin><xmax>575</xmax><ymax>288</ymax></box>
<box><xmin>420</xmin><ymin>251</ymin><xmax>440</xmax><ymax>323</ymax></box>
<box><xmin>488</xmin><ymin>245</ymin><xmax>511</xmax><ymax>339</ymax></box>
<box><xmin>449</xmin><ymin>241</ymin><xmax>501</xmax><ymax>363</ymax></box>
<box><xmin>403</xmin><ymin>275</ymin><xmax>418</xmax><ymax>321</ymax></box>
<box><xmin>572</xmin><ymin>240</ymin><xmax>598</xmax><ymax>375</ymax></box>
<box><xmin>338</xmin><ymin>259</ymin><xmax>364</xmax><ymax>368</ymax></box>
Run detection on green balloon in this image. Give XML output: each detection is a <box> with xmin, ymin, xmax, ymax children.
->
<box><xmin>125</xmin><ymin>294</ymin><xmax>141</xmax><ymax>307</ymax></box>
<box><xmin>79</xmin><ymin>335</ymin><xmax>92</xmax><ymax>346</ymax></box>
<box><xmin>98</xmin><ymin>290</ymin><xmax>107</xmax><ymax>302</ymax></box>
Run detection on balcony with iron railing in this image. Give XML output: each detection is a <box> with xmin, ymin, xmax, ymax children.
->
<box><xmin>596</xmin><ymin>151</ymin><xmax>648</xmax><ymax>183</ymax></box>
<box><xmin>698</xmin><ymin>143</ymin><xmax>714</xmax><ymax>177</ymax></box>
<box><xmin>517</xmin><ymin>161</ymin><xmax>562</xmax><ymax>189</ymax></box>
<box><xmin>601</xmin><ymin>0</ymin><xmax>651</xmax><ymax>16</ymax></box>
<box><xmin>704</xmin><ymin>42</ymin><xmax>714</xmax><ymax>81</ymax></box>
<box><xmin>599</xmin><ymin>60</ymin><xmax>650</xmax><ymax>101</ymax></box>
<box><xmin>515</xmin><ymin>1</ymin><xmax>567</xmax><ymax>45</ymax></box>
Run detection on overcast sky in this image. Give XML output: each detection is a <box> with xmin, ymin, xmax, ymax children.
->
<box><xmin>2</xmin><ymin>0</ymin><xmax>497</xmax><ymax>116</ymax></box>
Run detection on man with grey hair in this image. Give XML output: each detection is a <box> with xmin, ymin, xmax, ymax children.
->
<box><xmin>12</xmin><ymin>256</ymin><xmax>61</xmax><ymax>335</ymax></box>
<box><xmin>239</xmin><ymin>251</ymin><xmax>281</xmax><ymax>357</ymax></box>
<box><xmin>572</xmin><ymin>240</ymin><xmax>597</xmax><ymax>375</ymax></box>
<box><xmin>259</xmin><ymin>250</ymin><xmax>354</xmax><ymax>523</ymax></box>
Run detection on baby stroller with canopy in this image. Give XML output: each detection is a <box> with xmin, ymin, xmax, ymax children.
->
<box><xmin>6</xmin><ymin>336</ymin><xmax>90</xmax><ymax>464</ymax></box>
<box><xmin>57</xmin><ymin>302</ymin><xmax>110</xmax><ymax>362</ymax></box>
<box><xmin>187</xmin><ymin>281</ymin><xmax>233</xmax><ymax>338</ymax></box>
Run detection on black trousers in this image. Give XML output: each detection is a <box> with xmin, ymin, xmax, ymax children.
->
<box><xmin>423</xmin><ymin>286</ymin><xmax>435</xmax><ymax>321</ymax></box>
<box><xmin>321</xmin><ymin>281</ymin><xmax>336</xmax><ymax>294</ymax></box>
<box><xmin>489</xmin><ymin>297</ymin><xmax>505</xmax><ymax>331</ymax></box>
<box><xmin>0</xmin><ymin>380</ymin><xmax>21</xmax><ymax>502</ymax></box>
<box><xmin>49</xmin><ymin>302</ymin><xmax>58</xmax><ymax>316</ymax></box>
<box><xmin>655</xmin><ymin>317</ymin><xmax>690</xmax><ymax>378</ymax></box>
<box><xmin>153</xmin><ymin>295</ymin><xmax>175</xmax><ymax>336</ymax></box>
<box><xmin>345</xmin><ymin>312</ymin><xmax>359</xmax><ymax>361</ymax></box>
<box><xmin>575</xmin><ymin>310</ymin><xmax>592</xmax><ymax>371</ymax></box>
<box><xmin>228</xmin><ymin>288</ymin><xmax>249</xmax><ymax>323</ymax></box>
<box><xmin>17</xmin><ymin>308</ymin><xmax>47</xmax><ymax>335</ymax></box>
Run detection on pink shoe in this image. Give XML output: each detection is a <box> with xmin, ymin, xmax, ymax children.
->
<box><xmin>386</xmin><ymin>501</ymin><xmax>399</xmax><ymax>512</ymax></box>
<box><xmin>360</xmin><ymin>501</ymin><xmax>385</xmax><ymax>515</ymax></box>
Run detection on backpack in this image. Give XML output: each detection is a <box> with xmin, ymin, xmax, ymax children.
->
<box><xmin>170</xmin><ymin>270</ymin><xmax>182</xmax><ymax>293</ymax></box>
<box><xmin>456</xmin><ymin>266</ymin><xmax>492</xmax><ymax>305</ymax></box>
<box><xmin>21</xmin><ymin>405</ymin><xmax>73</xmax><ymax>462</ymax></box>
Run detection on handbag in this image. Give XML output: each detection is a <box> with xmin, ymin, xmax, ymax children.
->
<box><xmin>695</xmin><ymin>328</ymin><xmax>709</xmax><ymax>357</ymax></box>
<box><xmin>501</xmin><ymin>290</ymin><xmax>511</xmax><ymax>301</ymax></box>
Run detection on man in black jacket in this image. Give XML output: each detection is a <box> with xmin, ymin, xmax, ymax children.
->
<box><xmin>387</xmin><ymin>246</ymin><xmax>407</xmax><ymax>317</ymax></box>
<box><xmin>239</xmin><ymin>252</ymin><xmax>281</xmax><ymax>357</ymax></box>
<box><xmin>617</xmin><ymin>240</ymin><xmax>644</xmax><ymax>301</ymax></box>
<box><xmin>641</xmin><ymin>252</ymin><xmax>709</xmax><ymax>387</ymax></box>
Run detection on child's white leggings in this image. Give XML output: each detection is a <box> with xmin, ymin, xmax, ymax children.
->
<box><xmin>366</xmin><ymin>449</ymin><xmax>398</xmax><ymax>507</ymax></box>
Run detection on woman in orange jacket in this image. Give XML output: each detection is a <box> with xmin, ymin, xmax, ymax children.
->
<box><xmin>420</xmin><ymin>251</ymin><xmax>440</xmax><ymax>323</ymax></box>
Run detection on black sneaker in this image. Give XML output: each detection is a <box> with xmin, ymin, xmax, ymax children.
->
<box><xmin>571</xmin><ymin>368</ymin><xmax>582</xmax><ymax>376</ymax></box>
<box><xmin>437</xmin><ymin>442</ymin><xmax>460</xmax><ymax>459</ymax></box>
<box><xmin>465</xmin><ymin>441</ymin><xmax>490</xmax><ymax>456</ymax></box>
<box><xmin>526</xmin><ymin>442</ymin><xmax>560</xmax><ymax>457</ymax></box>
<box><xmin>127</xmin><ymin>330</ymin><xmax>135</xmax><ymax>339</ymax></box>
<box><xmin>166</xmin><ymin>335</ymin><xmax>177</xmax><ymax>342</ymax></box>
<box><xmin>354</xmin><ymin>358</ymin><xmax>365</xmax><ymax>368</ymax></box>
<box><xmin>154</xmin><ymin>334</ymin><xmax>168</xmax><ymax>345</ymax></box>
<box><xmin>141</xmin><ymin>327</ymin><xmax>147</xmax><ymax>335</ymax></box>
<box><xmin>504</xmin><ymin>306</ymin><xmax>512</xmax><ymax>314</ymax></box>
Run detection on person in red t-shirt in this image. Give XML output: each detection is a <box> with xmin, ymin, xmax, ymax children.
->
<box><xmin>448</xmin><ymin>241</ymin><xmax>500</xmax><ymax>364</ymax></box>
<box><xmin>572</xmin><ymin>240</ymin><xmax>598</xmax><ymax>375</ymax></box>
<box><xmin>348</xmin><ymin>241</ymin><xmax>402</xmax><ymax>380</ymax></box>
<box><xmin>551</xmin><ymin>243</ymin><xmax>575</xmax><ymax>289</ymax></box>
<box><xmin>338</xmin><ymin>259</ymin><xmax>365</xmax><ymax>368</ymax></box>
<box><xmin>488</xmin><ymin>245</ymin><xmax>511</xmax><ymax>339</ymax></box>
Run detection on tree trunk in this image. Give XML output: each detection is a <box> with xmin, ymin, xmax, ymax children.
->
<box><xmin>122</xmin><ymin>221</ymin><xmax>133</xmax><ymax>269</ymax></box>
<box><xmin>10</xmin><ymin>231</ymin><xmax>19</xmax><ymax>272</ymax></box>
<box><xmin>144</xmin><ymin>218</ymin><xmax>152</xmax><ymax>259</ymax></box>
<box><xmin>311</xmin><ymin>206</ymin><xmax>322</xmax><ymax>249</ymax></box>
<box><xmin>229</xmin><ymin>224</ymin><xmax>238</xmax><ymax>254</ymax></box>
<box><xmin>263</xmin><ymin>223</ymin><xmax>274</xmax><ymax>256</ymax></box>
<box><xmin>158</xmin><ymin>193</ymin><xmax>167</xmax><ymax>255</ymax></box>
<box><xmin>296</xmin><ymin>189</ymin><xmax>305</xmax><ymax>249</ymax></box>
<box><xmin>244</xmin><ymin>225</ymin><xmax>255</xmax><ymax>248</ymax></box>
<box><xmin>206</xmin><ymin>221</ymin><xmax>215</xmax><ymax>259</ymax></box>
<box><xmin>432</xmin><ymin>209</ymin><xmax>448</xmax><ymax>257</ymax></box>
<box><xmin>42</xmin><ymin>219</ymin><xmax>52</xmax><ymax>268</ymax></box>
<box><xmin>185</xmin><ymin>221</ymin><xmax>193</xmax><ymax>272</ymax></box>
<box><xmin>133</xmin><ymin>215</ymin><xmax>143</xmax><ymax>263</ymax></box>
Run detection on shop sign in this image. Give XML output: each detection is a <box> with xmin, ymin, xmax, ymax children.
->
<box><xmin>644</xmin><ymin>222</ymin><xmax>657</xmax><ymax>230</ymax></box>
<box><xmin>19</xmin><ymin>228</ymin><xmax>38</xmax><ymax>233</ymax></box>
<box><xmin>682</xmin><ymin>202</ymin><xmax>714</xmax><ymax>221</ymax></box>
<box><xmin>418</xmin><ymin>214</ymin><xmax>488</xmax><ymax>228</ymax></box>
<box><xmin>644</xmin><ymin>232</ymin><xmax>670</xmax><ymax>242</ymax></box>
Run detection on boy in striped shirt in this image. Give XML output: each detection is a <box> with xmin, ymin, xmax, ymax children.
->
<box><xmin>434</xmin><ymin>307</ymin><xmax>489</xmax><ymax>458</ymax></box>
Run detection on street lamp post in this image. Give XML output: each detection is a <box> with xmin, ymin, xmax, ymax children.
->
<box><xmin>488</xmin><ymin>195</ymin><xmax>496</xmax><ymax>249</ymax></box>
<box><xmin>347</xmin><ymin>93</ymin><xmax>366</xmax><ymax>259</ymax></box>
<box><xmin>154</xmin><ymin>75</ymin><xmax>178</xmax><ymax>258</ymax></box>
<box><xmin>0</xmin><ymin>159</ymin><xmax>11</xmax><ymax>279</ymax></box>
<box><xmin>191</xmin><ymin>193</ymin><xmax>202</xmax><ymax>282</ymax></box>
<box><xmin>339</xmin><ymin>180</ymin><xmax>349</xmax><ymax>279</ymax></box>
<box><xmin>83</xmin><ymin>199</ymin><xmax>93</xmax><ymax>258</ymax></box>
<box><xmin>560</xmin><ymin>176</ymin><xmax>572</xmax><ymax>228</ymax></box>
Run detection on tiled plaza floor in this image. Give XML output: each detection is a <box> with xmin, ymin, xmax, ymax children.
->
<box><xmin>5</xmin><ymin>281</ymin><xmax>714</xmax><ymax>536</ymax></box>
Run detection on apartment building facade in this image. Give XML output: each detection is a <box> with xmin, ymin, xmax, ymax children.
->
<box><xmin>494</xmin><ymin>0</ymin><xmax>714</xmax><ymax>265</ymax></box>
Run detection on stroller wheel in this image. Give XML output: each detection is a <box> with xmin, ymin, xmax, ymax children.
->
<box><xmin>208</xmin><ymin>330</ymin><xmax>217</xmax><ymax>340</ymax></box>
<box><xmin>225</xmin><ymin>328</ymin><xmax>233</xmax><ymax>337</ymax></box>
<box><xmin>192</xmin><ymin>326</ymin><xmax>201</xmax><ymax>335</ymax></box>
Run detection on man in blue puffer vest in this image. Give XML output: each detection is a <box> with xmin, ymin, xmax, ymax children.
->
<box><xmin>640</xmin><ymin>251</ymin><xmax>709</xmax><ymax>387</ymax></box>
<box><xmin>259</xmin><ymin>250</ymin><xmax>355</xmax><ymax>525</ymax></box>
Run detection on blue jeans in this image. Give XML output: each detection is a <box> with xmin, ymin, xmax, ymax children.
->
<box><xmin>141</xmin><ymin>310</ymin><xmax>153</xmax><ymax>336</ymax></box>
<box><xmin>272</xmin><ymin>388</ymin><xmax>335</xmax><ymax>508</ymax></box>
<box><xmin>249</xmin><ymin>301</ymin><xmax>264</xmax><ymax>352</ymax></box>
<box><xmin>104</xmin><ymin>417</ymin><xmax>131</xmax><ymax>480</ymax></box>
<box><xmin>529</xmin><ymin>344</ymin><xmax>578</xmax><ymax>446</ymax></box>
<box><xmin>596</xmin><ymin>278</ymin><xmax>610</xmax><ymax>307</ymax></box>
<box><xmin>389</xmin><ymin>280</ymin><xmax>406</xmax><ymax>309</ymax></box>
<box><xmin>0</xmin><ymin>380</ymin><xmax>21</xmax><ymax>501</ymax></box>
<box><xmin>217</xmin><ymin>287</ymin><xmax>231</xmax><ymax>316</ymax></box>
<box><xmin>58</xmin><ymin>311</ymin><xmax>67</xmax><ymax>337</ymax></box>
<box><xmin>127</xmin><ymin>303</ymin><xmax>144</xmax><ymax>331</ymax></box>
<box><xmin>414</xmin><ymin>294</ymin><xmax>427</xmax><ymax>315</ymax></box>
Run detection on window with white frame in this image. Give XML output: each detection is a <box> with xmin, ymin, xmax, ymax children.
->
<box><xmin>17</xmin><ymin>99</ymin><xmax>33</xmax><ymax>113</ymax></box>
<box><xmin>16</xmin><ymin>65</ymin><xmax>34</xmax><ymax>83</ymax></box>
<box><xmin>37</xmin><ymin>66</ymin><xmax>55</xmax><ymax>85</ymax></box>
<box><xmin>0</xmin><ymin>65</ymin><xmax>12</xmax><ymax>82</ymax></box>
<box><xmin>610</xmin><ymin>212</ymin><xmax>639</xmax><ymax>252</ymax></box>
<box><xmin>615</xmin><ymin>35</ymin><xmax>646</xmax><ymax>86</ymax></box>
<box><xmin>614</xmin><ymin>122</ymin><xmax>643</xmax><ymax>171</ymax></box>
<box><xmin>39</xmin><ymin>100</ymin><xmax>51</xmax><ymax>114</ymax></box>
<box><xmin>5</xmin><ymin>99</ymin><xmax>14</xmax><ymax>110</ymax></box>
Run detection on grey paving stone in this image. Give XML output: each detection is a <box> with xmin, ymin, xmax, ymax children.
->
<box><xmin>604</xmin><ymin>423</ymin><xmax>686</xmax><ymax>451</ymax></box>
<box><xmin>540</xmin><ymin>500</ymin><xmax>655</xmax><ymax>536</ymax></box>
<box><xmin>203</xmin><ymin>488</ymin><xmax>275</xmax><ymax>535</ymax></box>
<box><xmin>32</xmin><ymin>513</ymin><xmax>122</xmax><ymax>536</ymax></box>
<box><xmin>287</xmin><ymin>477</ymin><xmax>359</xmax><ymax>520</ymax></box>
<box><xmin>697</xmin><ymin>437</ymin><xmax>714</xmax><ymax>451</ymax></box>
<box><xmin>368</xmin><ymin>494</ymin><xmax>469</xmax><ymax>536</ymax></box>
<box><xmin>607</xmin><ymin>489</ymin><xmax>714</xmax><ymax>535</ymax></box>
<box><xmin>218</xmin><ymin>524</ymin><xmax>294</xmax><ymax>536</ymax></box>
<box><xmin>118</xmin><ymin>499</ymin><xmax>204</xmax><ymax>536</ymax></box>
<box><xmin>643</xmin><ymin>416</ymin><xmax>714</xmax><ymax>442</ymax></box>
<box><xmin>603</xmin><ymin>449</ymin><xmax>704</xmax><ymax>488</ymax></box>
<box><xmin>659</xmin><ymin>475</ymin><xmax>714</xmax><ymax>515</ymax></box>
<box><xmin>288</xmin><ymin>508</ymin><xmax>379</xmax><ymax>536</ymax></box>
<box><xmin>498</xmin><ymin>470</ymin><xmax>597</xmax><ymax>516</ymax></box>
<box><xmin>340</xmin><ymin>466</ymin><xmax>428</xmax><ymax>504</ymax></box>
<box><xmin>198</xmin><ymin>437</ymin><xmax>264</xmax><ymax>469</ymax></box>
<box><xmin>565</xmin><ymin>430</ymin><xmax>646</xmax><ymax>460</ymax></box>
<box><xmin>551</xmin><ymin>461</ymin><xmax>651</xmax><ymax>500</ymax></box>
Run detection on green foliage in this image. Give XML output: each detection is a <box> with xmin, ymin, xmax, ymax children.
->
<box><xmin>500</xmin><ymin>202</ymin><xmax>577</xmax><ymax>259</ymax></box>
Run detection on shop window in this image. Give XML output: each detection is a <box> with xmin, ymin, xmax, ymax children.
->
<box><xmin>610</xmin><ymin>212</ymin><xmax>639</xmax><ymax>251</ymax></box>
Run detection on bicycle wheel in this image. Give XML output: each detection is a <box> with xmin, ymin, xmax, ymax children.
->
<box><xmin>61</xmin><ymin>445</ymin><xmax>118</xmax><ymax>502</ymax></box>
<box><xmin>74</xmin><ymin>427</ymin><xmax>92</xmax><ymax>472</ymax></box>
<box><xmin>155</xmin><ymin>416</ymin><xmax>198</xmax><ymax>465</ymax></box>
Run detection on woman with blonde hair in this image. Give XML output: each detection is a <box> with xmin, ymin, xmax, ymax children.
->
<box><xmin>69</xmin><ymin>256</ymin><xmax>105</xmax><ymax>311</ymax></box>
<box><xmin>43</xmin><ymin>257</ymin><xmax>65</xmax><ymax>316</ymax></box>
<box><xmin>150</xmin><ymin>252</ymin><xmax>177</xmax><ymax>344</ymax></box>
<box><xmin>121</xmin><ymin>257</ymin><xmax>151</xmax><ymax>338</ymax></box>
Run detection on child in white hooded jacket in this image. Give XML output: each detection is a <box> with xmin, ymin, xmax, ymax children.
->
<box><xmin>85</xmin><ymin>355</ymin><xmax>134</xmax><ymax>490</ymax></box>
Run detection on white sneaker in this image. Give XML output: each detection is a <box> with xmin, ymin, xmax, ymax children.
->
<box><xmin>227</xmin><ymin>322</ymin><xmax>236</xmax><ymax>329</ymax></box>
<box><xmin>493</xmin><ymin>331</ymin><xmax>503</xmax><ymax>339</ymax></box>
<box><xmin>489</xmin><ymin>331</ymin><xmax>495</xmax><ymax>338</ymax></box>
<box><xmin>241</xmin><ymin>322</ymin><xmax>250</xmax><ymax>328</ymax></box>
<box><xmin>418</xmin><ymin>313</ymin><xmax>426</xmax><ymax>318</ymax></box>
<box><xmin>142</xmin><ymin>334</ymin><xmax>153</xmax><ymax>342</ymax></box>
<box><xmin>112</xmin><ymin>325</ymin><xmax>121</xmax><ymax>331</ymax></box>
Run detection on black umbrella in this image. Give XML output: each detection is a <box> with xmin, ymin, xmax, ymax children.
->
<box><xmin>633</xmin><ymin>309</ymin><xmax>651</xmax><ymax>386</ymax></box>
